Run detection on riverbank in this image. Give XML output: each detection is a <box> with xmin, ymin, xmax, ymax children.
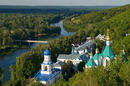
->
<box><xmin>50</xmin><ymin>20</ymin><xmax>75</xmax><ymax>36</ymax></box>
<box><xmin>0</xmin><ymin>33</ymin><xmax>60</xmax><ymax>58</ymax></box>
<box><xmin>63</xmin><ymin>19</ymin><xmax>79</xmax><ymax>32</ymax></box>
<box><xmin>0</xmin><ymin>44</ymin><xmax>29</xmax><ymax>58</ymax></box>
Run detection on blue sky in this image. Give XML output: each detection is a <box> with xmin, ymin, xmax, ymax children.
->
<box><xmin>0</xmin><ymin>0</ymin><xmax>130</xmax><ymax>6</ymax></box>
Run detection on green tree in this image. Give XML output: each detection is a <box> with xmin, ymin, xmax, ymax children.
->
<box><xmin>62</xmin><ymin>61</ymin><xmax>74</xmax><ymax>81</ymax></box>
<box><xmin>0</xmin><ymin>68</ymin><xmax>4</xmax><ymax>86</ymax></box>
<box><xmin>77</xmin><ymin>62</ymin><xmax>85</xmax><ymax>72</ymax></box>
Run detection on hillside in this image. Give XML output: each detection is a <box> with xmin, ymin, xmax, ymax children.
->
<box><xmin>96</xmin><ymin>9</ymin><xmax>130</xmax><ymax>39</ymax></box>
<box><xmin>63</xmin><ymin>4</ymin><xmax>130</xmax><ymax>31</ymax></box>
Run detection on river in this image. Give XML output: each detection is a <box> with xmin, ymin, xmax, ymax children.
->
<box><xmin>0</xmin><ymin>20</ymin><xmax>75</xmax><ymax>82</ymax></box>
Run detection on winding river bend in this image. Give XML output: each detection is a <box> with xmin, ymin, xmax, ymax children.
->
<box><xmin>0</xmin><ymin>20</ymin><xmax>75</xmax><ymax>82</ymax></box>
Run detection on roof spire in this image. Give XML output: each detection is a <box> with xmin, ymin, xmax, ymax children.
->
<box><xmin>71</xmin><ymin>47</ymin><xmax>75</xmax><ymax>54</ymax></box>
<box><xmin>95</xmin><ymin>44</ymin><xmax>98</xmax><ymax>53</ymax></box>
<box><xmin>106</xmin><ymin>29</ymin><xmax>111</xmax><ymax>46</ymax></box>
<box><xmin>122</xmin><ymin>45</ymin><xmax>128</xmax><ymax>62</ymax></box>
<box><xmin>90</xmin><ymin>48</ymin><xmax>93</xmax><ymax>58</ymax></box>
<box><xmin>122</xmin><ymin>45</ymin><xmax>125</xmax><ymax>54</ymax></box>
<box><xmin>106</xmin><ymin>29</ymin><xmax>110</xmax><ymax>41</ymax></box>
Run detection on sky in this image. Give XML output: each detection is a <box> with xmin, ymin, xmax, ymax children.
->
<box><xmin>0</xmin><ymin>0</ymin><xmax>130</xmax><ymax>6</ymax></box>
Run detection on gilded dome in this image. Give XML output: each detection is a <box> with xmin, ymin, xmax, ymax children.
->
<box><xmin>106</xmin><ymin>36</ymin><xmax>110</xmax><ymax>41</ymax></box>
<box><xmin>96</xmin><ymin>48</ymin><xmax>98</xmax><ymax>51</ymax></box>
<box><xmin>90</xmin><ymin>52</ymin><xmax>93</xmax><ymax>56</ymax></box>
<box><xmin>122</xmin><ymin>49</ymin><xmax>125</xmax><ymax>53</ymax></box>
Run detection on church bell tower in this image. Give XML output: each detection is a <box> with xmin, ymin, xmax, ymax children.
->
<box><xmin>41</xmin><ymin>49</ymin><xmax>53</xmax><ymax>75</ymax></box>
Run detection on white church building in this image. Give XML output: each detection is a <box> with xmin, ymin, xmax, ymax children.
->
<box><xmin>34</xmin><ymin>50</ymin><xmax>61</xmax><ymax>85</ymax></box>
<box><xmin>85</xmin><ymin>33</ymin><xmax>117</xmax><ymax>68</ymax></box>
<box><xmin>57</xmin><ymin>39</ymin><xmax>94</xmax><ymax>71</ymax></box>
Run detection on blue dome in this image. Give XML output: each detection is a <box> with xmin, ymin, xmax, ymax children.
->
<box><xmin>44</xmin><ymin>49</ymin><xmax>51</xmax><ymax>55</ymax></box>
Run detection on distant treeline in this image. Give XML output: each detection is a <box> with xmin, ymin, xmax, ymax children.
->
<box><xmin>0</xmin><ymin>6</ymin><xmax>116</xmax><ymax>14</ymax></box>
<box><xmin>0</xmin><ymin>5</ymin><xmax>116</xmax><ymax>9</ymax></box>
<box><xmin>0</xmin><ymin>8</ymin><xmax>91</xmax><ymax>15</ymax></box>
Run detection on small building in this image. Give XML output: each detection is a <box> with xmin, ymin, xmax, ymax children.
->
<box><xmin>34</xmin><ymin>50</ymin><xmax>61</xmax><ymax>85</ymax></box>
<box><xmin>126</xmin><ymin>33</ymin><xmax>130</xmax><ymax>36</ymax></box>
<box><xmin>71</xmin><ymin>17</ymin><xmax>75</xmax><ymax>21</ymax></box>
<box><xmin>74</xmin><ymin>40</ymin><xmax>94</xmax><ymax>54</ymax></box>
<box><xmin>95</xmin><ymin>34</ymin><xmax>105</xmax><ymax>41</ymax></box>
<box><xmin>57</xmin><ymin>54</ymin><xmax>88</xmax><ymax>71</ymax></box>
<box><xmin>57</xmin><ymin>40</ymin><xmax>94</xmax><ymax>71</ymax></box>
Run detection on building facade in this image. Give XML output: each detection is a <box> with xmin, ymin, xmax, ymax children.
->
<box><xmin>57</xmin><ymin>39</ymin><xmax>94</xmax><ymax>71</ymax></box>
<box><xmin>85</xmin><ymin>33</ymin><xmax>117</xmax><ymax>68</ymax></box>
<box><xmin>34</xmin><ymin>50</ymin><xmax>61</xmax><ymax>85</ymax></box>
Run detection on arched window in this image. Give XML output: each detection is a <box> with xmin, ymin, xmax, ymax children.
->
<box><xmin>44</xmin><ymin>66</ymin><xmax>47</xmax><ymax>71</ymax></box>
<box><xmin>103</xmin><ymin>57</ymin><xmax>110</xmax><ymax>67</ymax></box>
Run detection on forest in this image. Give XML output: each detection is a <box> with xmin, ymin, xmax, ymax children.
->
<box><xmin>0</xmin><ymin>4</ymin><xmax>130</xmax><ymax>86</ymax></box>
<box><xmin>0</xmin><ymin>13</ymin><xmax>63</xmax><ymax>57</ymax></box>
<box><xmin>0</xmin><ymin>68</ymin><xmax>3</xmax><ymax>86</ymax></box>
<box><xmin>0</xmin><ymin>5</ymin><xmax>101</xmax><ymax>57</ymax></box>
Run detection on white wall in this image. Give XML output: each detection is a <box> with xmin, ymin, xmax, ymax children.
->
<box><xmin>103</xmin><ymin>57</ymin><xmax>110</xmax><ymax>67</ymax></box>
<box><xmin>41</xmin><ymin>71</ymin><xmax>61</xmax><ymax>85</ymax></box>
<box><xmin>94</xmin><ymin>60</ymin><xmax>98</xmax><ymax>65</ymax></box>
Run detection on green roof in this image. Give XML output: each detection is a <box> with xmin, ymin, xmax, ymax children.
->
<box><xmin>85</xmin><ymin>59</ymin><xmax>97</xmax><ymax>66</ymax></box>
<box><xmin>71</xmin><ymin>47</ymin><xmax>74</xmax><ymax>54</ymax></box>
<box><xmin>102</xmin><ymin>45</ymin><xmax>116</xmax><ymax>59</ymax></box>
<box><xmin>93</xmin><ymin>53</ymin><xmax>99</xmax><ymax>60</ymax></box>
